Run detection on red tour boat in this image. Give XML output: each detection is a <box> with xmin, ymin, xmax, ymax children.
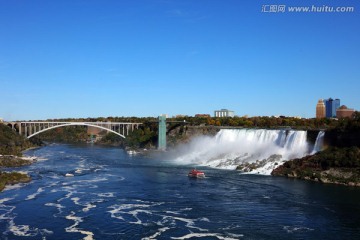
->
<box><xmin>188</xmin><ymin>169</ymin><xmax>205</xmax><ymax>178</ymax></box>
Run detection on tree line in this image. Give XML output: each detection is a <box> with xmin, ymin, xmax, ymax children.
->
<box><xmin>5</xmin><ymin>112</ymin><xmax>359</xmax><ymax>150</ymax></box>
<box><xmin>34</xmin><ymin>111</ymin><xmax>360</xmax><ymax>130</ymax></box>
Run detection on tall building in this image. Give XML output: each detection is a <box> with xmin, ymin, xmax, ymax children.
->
<box><xmin>324</xmin><ymin>98</ymin><xmax>340</xmax><ymax>118</ymax></box>
<box><xmin>214</xmin><ymin>109</ymin><xmax>235</xmax><ymax>117</ymax></box>
<box><xmin>336</xmin><ymin>105</ymin><xmax>355</xmax><ymax>119</ymax></box>
<box><xmin>316</xmin><ymin>99</ymin><xmax>326</xmax><ymax>119</ymax></box>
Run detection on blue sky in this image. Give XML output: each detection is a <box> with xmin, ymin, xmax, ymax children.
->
<box><xmin>1</xmin><ymin>0</ymin><xmax>359</xmax><ymax>120</ymax></box>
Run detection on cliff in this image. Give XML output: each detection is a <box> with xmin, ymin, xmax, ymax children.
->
<box><xmin>166</xmin><ymin>125</ymin><xmax>220</xmax><ymax>148</ymax></box>
<box><xmin>323</xmin><ymin>127</ymin><xmax>360</xmax><ymax>148</ymax></box>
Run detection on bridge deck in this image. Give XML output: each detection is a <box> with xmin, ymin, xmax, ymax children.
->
<box><xmin>5</xmin><ymin>121</ymin><xmax>142</xmax><ymax>139</ymax></box>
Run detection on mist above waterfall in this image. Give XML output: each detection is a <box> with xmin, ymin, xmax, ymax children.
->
<box><xmin>171</xmin><ymin>129</ymin><xmax>321</xmax><ymax>175</ymax></box>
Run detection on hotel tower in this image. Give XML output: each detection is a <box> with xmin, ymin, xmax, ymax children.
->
<box><xmin>316</xmin><ymin>99</ymin><xmax>326</xmax><ymax>119</ymax></box>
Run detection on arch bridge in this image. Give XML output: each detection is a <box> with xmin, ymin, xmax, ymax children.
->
<box><xmin>5</xmin><ymin>121</ymin><xmax>142</xmax><ymax>139</ymax></box>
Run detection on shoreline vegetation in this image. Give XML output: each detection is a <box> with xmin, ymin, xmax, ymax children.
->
<box><xmin>1</xmin><ymin>112</ymin><xmax>360</xmax><ymax>189</ymax></box>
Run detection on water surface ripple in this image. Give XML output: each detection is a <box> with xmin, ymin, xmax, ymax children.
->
<box><xmin>0</xmin><ymin>144</ymin><xmax>359</xmax><ymax>239</ymax></box>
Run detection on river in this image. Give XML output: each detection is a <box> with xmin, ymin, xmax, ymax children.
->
<box><xmin>1</xmin><ymin>143</ymin><xmax>360</xmax><ymax>239</ymax></box>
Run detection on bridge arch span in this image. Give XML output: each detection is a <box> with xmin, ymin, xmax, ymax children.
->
<box><xmin>27</xmin><ymin>122</ymin><xmax>126</xmax><ymax>139</ymax></box>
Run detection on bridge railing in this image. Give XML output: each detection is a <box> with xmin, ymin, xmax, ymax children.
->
<box><xmin>5</xmin><ymin>121</ymin><xmax>142</xmax><ymax>139</ymax></box>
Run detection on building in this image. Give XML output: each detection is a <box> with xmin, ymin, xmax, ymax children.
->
<box><xmin>316</xmin><ymin>99</ymin><xmax>326</xmax><ymax>119</ymax></box>
<box><xmin>214</xmin><ymin>109</ymin><xmax>235</xmax><ymax>118</ymax></box>
<box><xmin>324</xmin><ymin>98</ymin><xmax>340</xmax><ymax>118</ymax></box>
<box><xmin>336</xmin><ymin>105</ymin><xmax>355</xmax><ymax>119</ymax></box>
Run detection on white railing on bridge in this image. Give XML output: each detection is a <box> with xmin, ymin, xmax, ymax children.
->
<box><xmin>5</xmin><ymin>121</ymin><xmax>142</xmax><ymax>139</ymax></box>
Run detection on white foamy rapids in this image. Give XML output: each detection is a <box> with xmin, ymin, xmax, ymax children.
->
<box><xmin>0</xmin><ymin>201</ymin><xmax>15</xmax><ymax>221</ymax></box>
<box><xmin>170</xmin><ymin>232</ymin><xmax>239</xmax><ymax>240</ymax></box>
<box><xmin>65</xmin><ymin>211</ymin><xmax>94</xmax><ymax>240</ymax></box>
<box><xmin>108</xmin><ymin>201</ymin><xmax>212</xmax><ymax>238</ymax></box>
<box><xmin>0</xmin><ymin>198</ymin><xmax>13</xmax><ymax>204</ymax></box>
<box><xmin>283</xmin><ymin>225</ymin><xmax>314</xmax><ymax>233</ymax></box>
<box><xmin>45</xmin><ymin>203</ymin><xmax>66</xmax><ymax>215</ymax></box>
<box><xmin>71</xmin><ymin>197</ymin><xmax>96</xmax><ymax>212</ymax></box>
<box><xmin>97</xmin><ymin>192</ymin><xmax>115</xmax><ymax>198</ymax></box>
<box><xmin>173</xmin><ymin>129</ymin><xmax>314</xmax><ymax>174</ymax></box>
<box><xmin>3</xmin><ymin>183</ymin><xmax>28</xmax><ymax>191</ymax></box>
<box><xmin>141</xmin><ymin>227</ymin><xmax>170</xmax><ymax>240</ymax></box>
<box><xmin>8</xmin><ymin>219</ymin><xmax>53</xmax><ymax>237</ymax></box>
<box><xmin>25</xmin><ymin>187</ymin><xmax>44</xmax><ymax>200</ymax></box>
<box><xmin>108</xmin><ymin>203</ymin><xmax>154</xmax><ymax>223</ymax></box>
<box><xmin>161</xmin><ymin>215</ymin><xmax>208</xmax><ymax>232</ymax></box>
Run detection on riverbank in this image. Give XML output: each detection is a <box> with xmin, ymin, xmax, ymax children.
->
<box><xmin>0</xmin><ymin>155</ymin><xmax>36</xmax><ymax>192</ymax></box>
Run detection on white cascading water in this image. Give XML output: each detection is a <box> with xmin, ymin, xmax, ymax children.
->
<box><xmin>173</xmin><ymin>129</ymin><xmax>323</xmax><ymax>175</ymax></box>
<box><xmin>311</xmin><ymin>131</ymin><xmax>325</xmax><ymax>154</ymax></box>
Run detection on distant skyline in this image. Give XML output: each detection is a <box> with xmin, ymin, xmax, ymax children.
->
<box><xmin>1</xmin><ymin>0</ymin><xmax>359</xmax><ymax>121</ymax></box>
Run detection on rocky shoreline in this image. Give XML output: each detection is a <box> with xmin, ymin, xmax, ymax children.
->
<box><xmin>0</xmin><ymin>155</ymin><xmax>36</xmax><ymax>167</ymax></box>
<box><xmin>0</xmin><ymin>155</ymin><xmax>36</xmax><ymax>192</ymax></box>
<box><xmin>272</xmin><ymin>166</ymin><xmax>360</xmax><ymax>187</ymax></box>
<box><xmin>271</xmin><ymin>147</ymin><xmax>360</xmax><ymax>187</ymax></box>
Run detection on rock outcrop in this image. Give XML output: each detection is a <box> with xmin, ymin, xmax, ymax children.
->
<box><xmin>271</xmin><ymin>147</ymin><xmax>360</xmax><ymax>186</ymax></box>
<box><xmin>236</xmin><ymin>154</ymin><xmax>282</xmax><ymax>173</ymax></box>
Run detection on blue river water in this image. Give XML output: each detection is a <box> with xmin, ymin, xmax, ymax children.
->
<box><xmin>1</xmin><ymin>143</ymin><xmax>360</xmax><ymax>240</ymax></box>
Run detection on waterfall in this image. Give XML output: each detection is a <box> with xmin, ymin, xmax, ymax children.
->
<box><xmin>312</xmin><ymin>131</ymin><xmax>325</xmax><ymax>154</ymax></box>
<box><xmin>172</xmin><ymin>128</ymin><xmax>313</xmax><ymax>175</ymax></box>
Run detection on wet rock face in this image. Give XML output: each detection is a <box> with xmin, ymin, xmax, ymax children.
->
<box><xmin>236</xmin><ymin>154</ymin><xmax>282</xmax><ymax>173</ymax></box>
<box><xmin>324</xmin><ymin>128</ymin><xmax>360</xmax><ymax>148</ymax></box>
<box><xmin>167</xmin><ymin>126</ymin><xmax>220</xmax><ymax>147</ymax></box>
